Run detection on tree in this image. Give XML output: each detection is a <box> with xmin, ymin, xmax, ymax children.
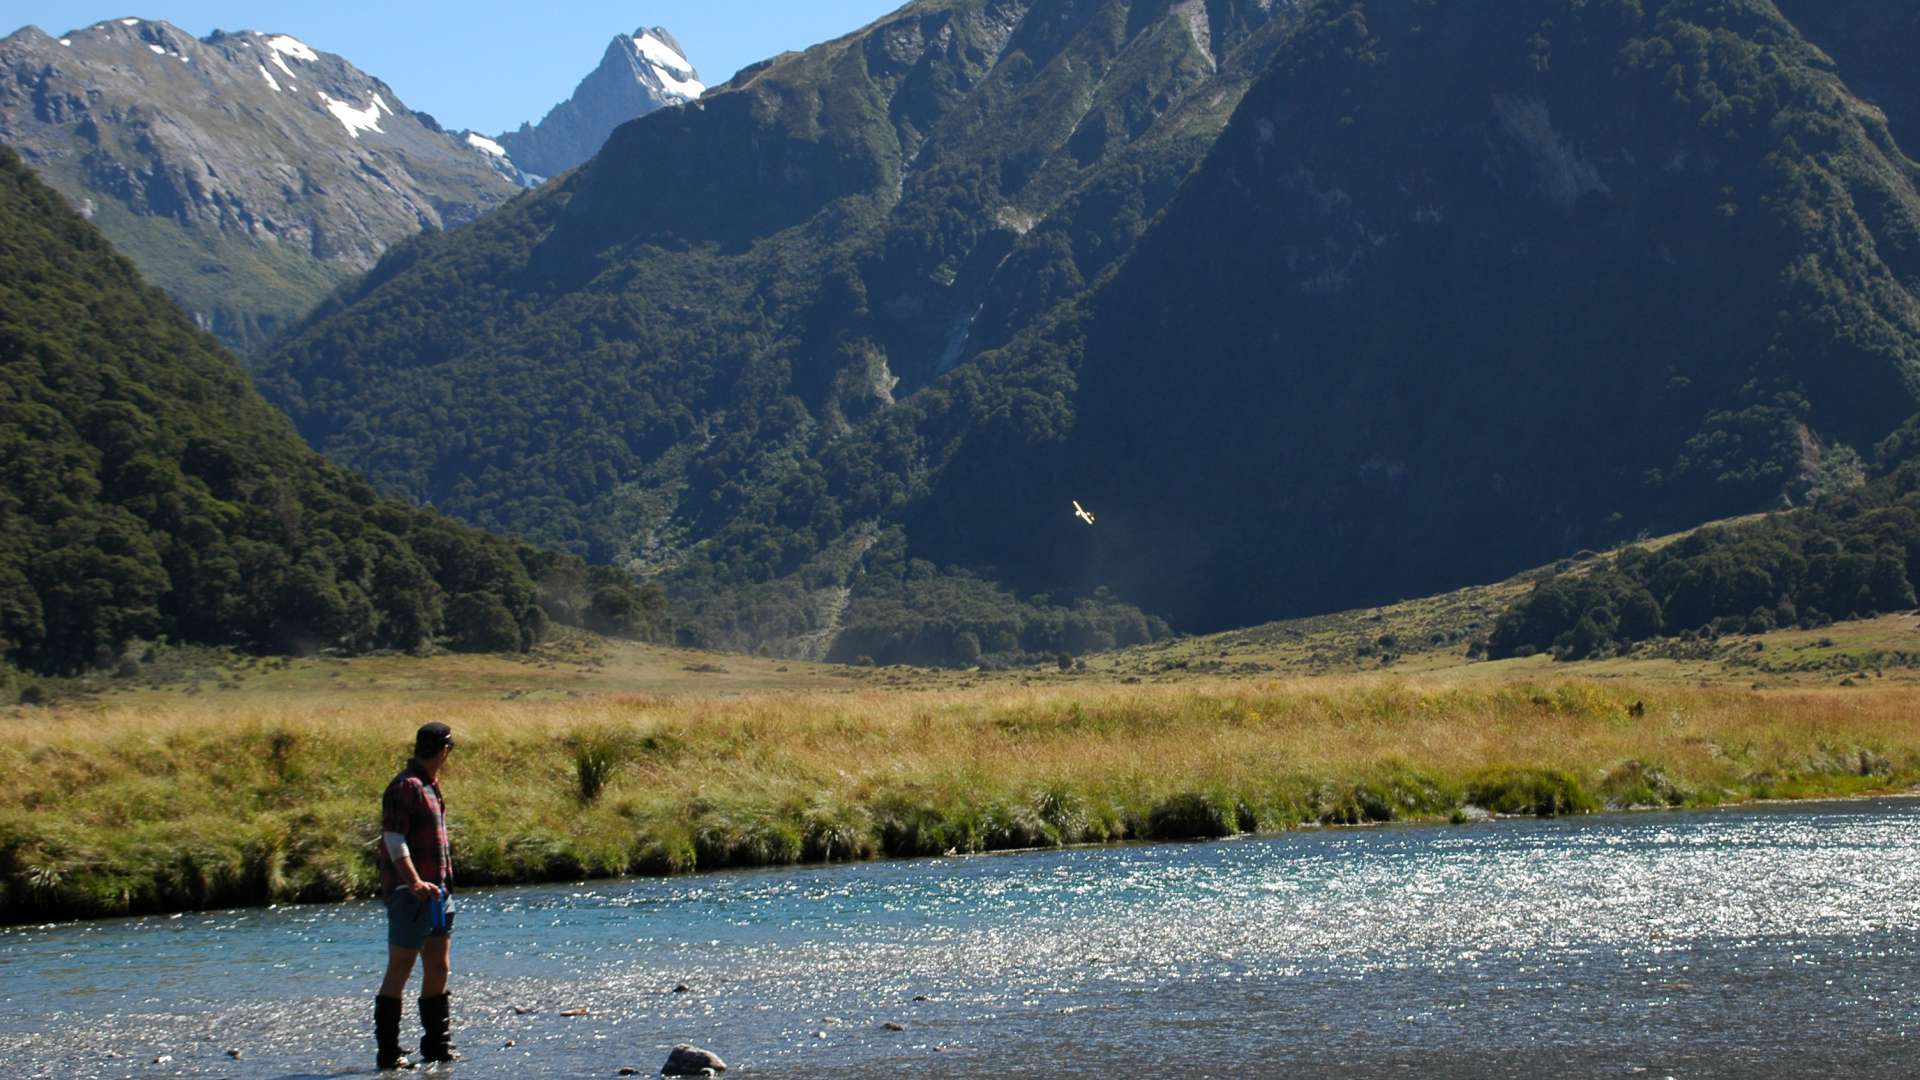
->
<box><xmin>953</xmin><ymin>631</ymin><xmax>981</xmax><ymax>665</ymax></box>
<box><xmin>444</xmin><ymin>593</ymin><xmax>522</xmax><ymax>653</ymax></box>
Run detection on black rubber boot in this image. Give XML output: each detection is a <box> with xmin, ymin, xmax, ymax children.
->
<box><xmin>418</xmin><ymin>992</ymin><xmax>458</xmax><ymax>1063</ymax></box>
<box><xmin>374</xmin><ymin>995</ymin><xmax>413</xmax><ymax>1070</ymax></box>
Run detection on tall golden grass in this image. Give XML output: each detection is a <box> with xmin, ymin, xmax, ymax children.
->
<box><xmin>1</xmin><ymin>677</ymin><xmax>1914</xmax><ymax>923</ymax></box>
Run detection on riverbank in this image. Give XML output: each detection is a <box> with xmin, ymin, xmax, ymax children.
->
<box><xmin>3</xmin><ymin>678</ymin><xmax>1915</xmax><ymax>924</ymax></box>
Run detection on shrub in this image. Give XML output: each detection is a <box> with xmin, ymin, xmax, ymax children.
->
<box><xmin>1466</xmin><ymin>768</ymin><xmax>1597</xmax><ymax>817</ymax></box>
<box><xmin>567</xmin><ymin>728</ymin><xmax>634</xmax><ymax>804</ymax></box>
<box><xmin>1600</xmin><ymin>760</ymin><xmax>1693</xmax><ymax>809</ymax></box>
<box><xmin>1146</xmin><ymin>792</ymin><xmax>1237</xmax><ymax>839</ymax></box>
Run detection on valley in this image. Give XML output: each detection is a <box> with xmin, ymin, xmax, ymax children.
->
<box><xmin>3</xmin><ymin>19</ymin><xmax>1920</xmax><ymax>1079</ymax></box>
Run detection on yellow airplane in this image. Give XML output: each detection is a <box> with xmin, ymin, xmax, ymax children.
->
<box><xmin>1073</xmin><ymin>500</ymin><xmax>1095</xmax><ymax>526</ymax></box>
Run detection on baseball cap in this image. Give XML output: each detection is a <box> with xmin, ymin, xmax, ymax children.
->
<box><xmin>414</xmin><ymin>722</ymin><xmax>455</xmax><ymax>757</ymax></box>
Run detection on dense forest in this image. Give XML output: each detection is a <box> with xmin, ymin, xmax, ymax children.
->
<box><xmin>0</xmin><ymin>147</ymin><xmax>665</xmax><ymax>679</ymax></box>
<box><xmin>1490</xmin><ymin>415</ymin><xmax>1920</xmax><ymax>660</ymax></box>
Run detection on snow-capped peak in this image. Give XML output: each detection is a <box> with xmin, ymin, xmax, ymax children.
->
<box><xmin>629</xmin><ymin>31</ymin><xmax>703</xmax><ymax>99</ymax></box>
<box><xmin>465</xmin><ymin>132</ymin><xmax>507</xmax><ymax>158</ymax></box>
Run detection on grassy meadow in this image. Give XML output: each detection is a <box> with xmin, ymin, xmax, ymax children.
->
<box><xmin>4</xmin><ymin>628</ymin><xmax>1918</xmax><ymax>924</ymax></box>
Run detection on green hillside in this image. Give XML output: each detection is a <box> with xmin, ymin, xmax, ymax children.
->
<box><xmin>263</xmin><ymin>0</ymin><xmax>1920</xmax><ymax>666</ymax></box>
<box><xmin>1489</xmin><ymin>413</ymin><xmax>1920</xmax><ymax>661</ymax></box>
<box><xmin>0</xmin><ymin>146</ymin><xmax>664</xmax><ymax>679</ymax></box>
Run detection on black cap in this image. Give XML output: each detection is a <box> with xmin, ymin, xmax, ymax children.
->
<box><xmin>414</xmin><ymin>722</ymin><xmax>454</xmax><ymax>757</ymax></box>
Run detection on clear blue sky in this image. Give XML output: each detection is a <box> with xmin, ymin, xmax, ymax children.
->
<box><xmin>13</xmin><ymin>2</ymin><xmax>906</xmax><ymax>134</ymax></box>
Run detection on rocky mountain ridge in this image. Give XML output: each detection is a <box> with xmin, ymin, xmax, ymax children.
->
<box><xmin>0</xmin><ymin>16</ymin><xmax>518</xmax><ymax>354</ymax></box>
<box><xmin>492</xmin><ymin>26</ymin><xmax>705</xmax><ymax>182</ymax></box>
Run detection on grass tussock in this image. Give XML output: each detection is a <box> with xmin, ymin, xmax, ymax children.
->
<box><xmin>1</xmin><ymin>677</ymin><xmax>1917</xmax><ymax>924</ymax></box>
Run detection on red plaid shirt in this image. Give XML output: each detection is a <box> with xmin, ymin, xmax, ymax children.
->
<box><xmin>377</xmin><ymin>760</ymin><xmax>452</xmax><ymax>890</ymax></box>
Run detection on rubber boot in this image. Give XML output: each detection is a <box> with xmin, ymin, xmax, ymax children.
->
<box><xmin>374</xmin><ymin>994</ymin><xmax>413</xmax><ymax>1070</ymax></box>
<box><xmin>418</xmin><ymin>992</ymin><xmax>458</xmax><ymax>1063</ymax></box>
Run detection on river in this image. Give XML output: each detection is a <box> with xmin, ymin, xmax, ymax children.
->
<box><xmin>2</xmin><ymin>797</ymin><xmax>1915</xmax><ymax>1078</ymax></box>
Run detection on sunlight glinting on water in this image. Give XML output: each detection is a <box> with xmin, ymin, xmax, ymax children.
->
<box><xmin>1</xmin><ymin>799</ymin><xmax>1915</xmax><ymax>1078</ymax></box>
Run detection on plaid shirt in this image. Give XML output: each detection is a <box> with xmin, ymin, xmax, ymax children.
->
<box><xmin>377</xmin><ymin>760</ymin><xmax>452</xmax><ymax>890</ymax></box>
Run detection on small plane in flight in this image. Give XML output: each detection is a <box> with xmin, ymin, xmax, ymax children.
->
<box><xmin>1073</xmin><ymin>500</ymin><xmax>1096</xmax><ymax>526</ymax></box>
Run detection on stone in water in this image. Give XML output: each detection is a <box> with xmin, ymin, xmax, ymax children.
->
<box><xmin>662</xmin><ymin>1044</ymin><xmax>728</xmax><ymax>1075</ymax></box>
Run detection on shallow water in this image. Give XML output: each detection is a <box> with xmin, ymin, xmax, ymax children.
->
<box><xmin>2</xmin><ymin>798</ymin><xmax>1916</xmax><ymax>1078</ymax></box>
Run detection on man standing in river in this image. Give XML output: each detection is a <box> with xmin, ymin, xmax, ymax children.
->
<box><xmin>373</xmin><ymin>722</ymin><xmax>457</xmax><ymax>1070</ymax></box>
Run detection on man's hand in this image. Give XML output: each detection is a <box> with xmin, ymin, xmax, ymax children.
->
<box><xmin>409</xmin><ymin>879</ymin><xmax>441</xmax><ymax>901</ymax></box>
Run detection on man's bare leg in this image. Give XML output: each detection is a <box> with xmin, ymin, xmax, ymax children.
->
<box><xmin>421</xmin><ymin>935</ymin><xmax>450</xmax><ymax>997</ymax></box>
<box><xmin>380</xmin><ymin>946</ymin><xmax>420</xmax><ymax>998</ymax></box>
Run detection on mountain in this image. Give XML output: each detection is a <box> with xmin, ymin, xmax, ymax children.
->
<box><xmin>0</xmin><ymin>17</ymin><xmax>517</xmax><ymax>355</ymax></box>
<box><xmin>263</xmin><ymin>0</ymin><xmax>1290</xmax><ymax>658</ymax></box>
<box><xmin>992</xmin><ymin>0</ymin><xmax>1920</xmax><ymax>632</ymax></box>
<box><xmin>492</xmin><ymin>27</ymin><xmax>705</xmax><ymax>183</ymax></box>
<box><xmin>263</xmin><ymin>0</ymin><xmax>1920</xmax><ymax>666</ymax></box>
<box><xmin>0</xmin><ymin>145</ymin><xmax>664</xmax><ymax>678</ymax></box>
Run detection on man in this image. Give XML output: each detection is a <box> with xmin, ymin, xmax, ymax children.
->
<box><xmin>373</xmin><ymin>722</ymin><xmax>458</xmax><ymax>1070</ymax></box>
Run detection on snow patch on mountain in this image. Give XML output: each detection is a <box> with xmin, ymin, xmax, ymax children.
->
<box><xmin>466</xmin><ymin>132</ymin><xmax>506</xmax><ymax>157</ymax></box>
<box><xmin>648</xmin><ymin>59</ymin><xmax>704</xmax><ymax>98</ymax></box>
<box><xmin>631</xmin><ymin>31</ymin><xmax>689</xmax><ymax>73</ymax></box>
<box><xmin>266</xmin><ymin>35</ymin><xmax>318</xmax><ymax>63</ymax></box>
<box><xmin>319</xmin><ymin>91</ymin><xmax>384</xmax><ymax>139</ymax></box>
<box><xmin>258</xmin><ymin>64</ymin><xmax>281</xmax><ymax>92</ymax></box>
<box><xmin>631</xmin><ymin>31</ymin><xmax>703</xmax><ymax>98</ymax></box>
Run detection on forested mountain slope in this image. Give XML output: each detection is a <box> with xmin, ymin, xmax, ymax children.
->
<box><xmin>267</xmin><ymin>0</ymin><xmax>1920</xmax><ymax>665</ymax></box>
<box><xmin>1772</xmin><ymin>0</ymin><xmax>1920</xmax><ymax>154</ymax></box>
<box><xmin>878</xmin><ymin>0</ymin><xmax>1920</xmax><ymax>633</ymax></box>
<box><xmin>0</xmin><ymin>147</ymin><xmax>662</xmax><ymax>677</ymax></box>
<box><xmin>263</xmin><ymin>0</ymin><xmax>1290</xmax><ymax>564</ymax></box>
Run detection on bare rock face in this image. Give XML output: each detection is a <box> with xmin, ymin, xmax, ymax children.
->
<box><xmin>661</xmin><ymin>1044</ymin><xmax>727</xmax><ymax>1076</ymax></box>
<box><xmin>493</xmin><ymin>27</ymin><xmax>702</xmax><ymax>182</ymax></box>
<box><xmin>0</xmin><ymin>16</ymin><xmax>517</xmax><ymax>353</ymax></box>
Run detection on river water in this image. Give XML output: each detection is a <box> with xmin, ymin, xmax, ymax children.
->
<box><xmin>1</xmin><ymin>798</ymin><xmax>1915</xmax><ymax>1078</ymax></box>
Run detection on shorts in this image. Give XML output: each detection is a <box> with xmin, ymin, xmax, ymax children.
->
<box><xmin>385</xmin><ymin>886</ymin><xmax>455</xmax><ymax>950</ymax></box>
